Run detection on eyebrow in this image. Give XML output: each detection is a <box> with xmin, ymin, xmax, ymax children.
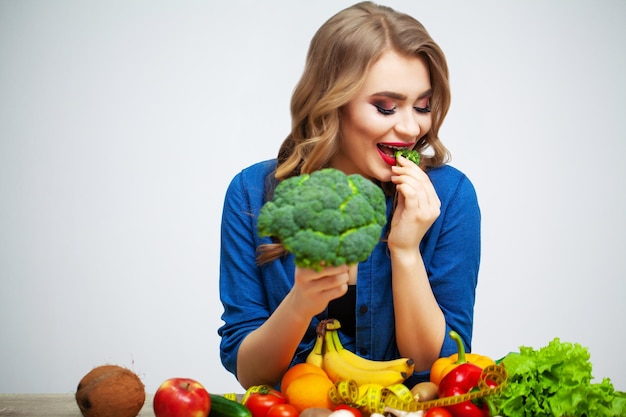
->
<box><xmin>371</xmin><ymin>89</ymin><xmax>433</xmax><ymax>100</ymax></box>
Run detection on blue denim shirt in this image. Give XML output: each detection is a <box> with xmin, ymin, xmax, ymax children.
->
<box><xmin>218</xmin><ymin>159</ymin><xmax>480</xmax><ymax>386</ymax></box>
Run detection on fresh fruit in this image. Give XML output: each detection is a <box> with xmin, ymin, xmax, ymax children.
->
<box><xmin>298</xmin><ymin>407</ymin><xmax>333</xmax><ymax>417</ymax></box>
<box><xmin>209</xmin><ymin>394</ymin><xmax>252</xmax><ymax>417</ymax></box>
<box><xmin>306</xmin><ymin>331</ymin><xmax>325</xmax><ymax>367</ymax></box>
<box><xmin>410</xmin><ymin>381</ymin><xmax>438</xmax><ymax>402</ymax></box>
<box><xmin>75</xmin><ymin>364</ymin><xmax>145</xmax><ymax>417</ymax></box>
<box><xmin>280</xmin><ymin>362</ymin><xmax>328</xmax><ymax>393</ymax></box>
<box><xmin>330</xmin><ymin>327</ymin><xmax>414</xmax><ymax>374</ymax></box>
<box><xmin>424</xmin><ymin>407</ymin><xmax>452</xmax><ymax>417</ymax></box>
<box><xmin>243</xmin><ymin>387</ymin><xmax>287</xmax><ymax>417</ymax></box>
<box><xmin>284</xmin><ymin>372</ymin><xmax>335</xmax><ymax>412</ymax></box>
<box><xmin>321</xmin><ymin>321</ymin><xmax>409</xmax><ymax>386</ymax></box>
<box><xmin>153</xmin><ymin>378</ymin><xmax>211</xmax><ymax>417</ymax></box>
<box><xmin>266</xmin><ymin>403</ymin><xmax>299</xmax><ymax>417</ymax></box>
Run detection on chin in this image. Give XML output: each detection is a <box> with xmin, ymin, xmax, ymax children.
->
<box><xmin>368</xmin><ymin>166</ymin><xmax>393</xmax><ymax>184</ymax></box>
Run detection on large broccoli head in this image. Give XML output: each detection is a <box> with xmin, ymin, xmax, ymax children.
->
<box><xmin>257</xmin><ymin>168</ymin><xmax>387</xmax><ymax>271</ymax></box>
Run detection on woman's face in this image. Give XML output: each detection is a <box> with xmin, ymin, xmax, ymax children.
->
<box><xmin>331</xmin><ymin>49</ymin><xmax>433</xmax><ymax>182</ymax></box>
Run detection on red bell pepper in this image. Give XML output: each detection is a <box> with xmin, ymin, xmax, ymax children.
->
<box><xmin>437</xmin><ymin>362</ymin><xmax>488</xmax><ymax>417</ymax></box>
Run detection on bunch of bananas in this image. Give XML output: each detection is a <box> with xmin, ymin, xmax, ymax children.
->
<box><xmin>306</xmin><ymin>319</ymin><xmax>414</xmax><ymax>387</ymax></box>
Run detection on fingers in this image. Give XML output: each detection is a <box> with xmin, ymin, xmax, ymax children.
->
<box><xmin>293</xmin><ymin>265</ymin><xmax>350</xmax><ymax>315</ymax></box>
<box><xmin>391</xmin><ymin>158</ymin><xmax>440</xmax><ymax>210</ymax></box>
<box><xmin>297</xmin><ymin>264</ymin><xmax>350</xmax><ymax>280</ymax></box>
<box><xmin>295</xmin><ymin>265</ymin><xmax>351</xmax><ymax>293</ymax></box>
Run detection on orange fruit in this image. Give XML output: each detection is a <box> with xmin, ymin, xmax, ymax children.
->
<box><xmin>280</xmin><ymin>363</ymin><xmax>328</xmax><ymax>394</ymax></box>
<box><xmin>284</xmin><ymin>372</ymin><xmax>334</xmax><ymax>412</ymax></box>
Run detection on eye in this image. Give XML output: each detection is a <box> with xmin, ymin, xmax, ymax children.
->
<box><xmin>414</xmin><ymin>105</ymin><xmax>431</xmax><ymax>114</ymax></box>
<box><xmin>414</xmin><ymin>96</ymin><xmax>431</xmax><ymax>114</ymax></box>
<box><xmin>374</xmin><ymin>103</ymin><xmax>396</xmax><ymax>115</ymax></box>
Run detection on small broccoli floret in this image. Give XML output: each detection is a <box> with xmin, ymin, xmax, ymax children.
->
<box><xmin>257</xmin><ymin>168</ymin><xmax>387</xmax><ymax>271</ymax></box>
<box><xmin>394</xmin><ymin>148</ymin><xmax>421</xmax><ymax>166</ymax></box>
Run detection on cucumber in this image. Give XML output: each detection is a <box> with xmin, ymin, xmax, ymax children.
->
<box><xmin>209</xmin><ymin>394</ymin><xmax>252</xmax><ymax>417</ymax></box>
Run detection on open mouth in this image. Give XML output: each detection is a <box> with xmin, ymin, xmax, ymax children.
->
<box><xmin>377</xmin><ymin>143</ymin><xmax>411</xmax><ymax>166</ymax></box>
<box><xmin>377</xmin><ymin>143</ymin><xmax>409</xmax><ymax>157</ymax></box>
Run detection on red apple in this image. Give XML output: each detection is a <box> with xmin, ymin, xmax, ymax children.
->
<box><xmin>153</xmin><ymin>377</ymin><xmax>211</xmax><ymax>417</ymax></box>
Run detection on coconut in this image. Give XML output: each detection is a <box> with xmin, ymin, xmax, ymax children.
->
<box><xmin>76</xmin><ymin>364</ymin><xmax>145</xmax><ymax>417</ymax></box>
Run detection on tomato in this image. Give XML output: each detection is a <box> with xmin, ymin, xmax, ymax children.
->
<box><xmin>333</xmin><ymin>404</ymin><xmax>362</xmax><ymax>417</ymax></box>
<box><xmin>266</xmin><ymin>403</ymin><xmax>299</xmax><ymax>417</ymax></box>
<box><xmin>244</xmin><ymin>389</ymin><xmax>287</xmax><ymax>417</ymax></box>
<box><xmin>424</xmin><ymin>407</ymin><xmax>452</xmax><ymax>417</ymax></box>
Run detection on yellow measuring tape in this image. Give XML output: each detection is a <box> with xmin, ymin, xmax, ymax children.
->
<box><xmin>329</xmin><ymin>364</ymin><xmax>507</xmax><ymax>413</ymax></box>
<box><xmin>237</xmin><ymin>384</ymin><xmax>276</xmax><ymax>405</ymax></box>
<box><xmin>329</xmin><ymin>379</ymin><xmax>412</xmax><ymax>414</ymax></box>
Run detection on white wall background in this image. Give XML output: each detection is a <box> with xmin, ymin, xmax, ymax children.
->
<box><xmin>1</xmin><ymin>0</ymin><xmax>625</xmax><ymax>395</ymax></box>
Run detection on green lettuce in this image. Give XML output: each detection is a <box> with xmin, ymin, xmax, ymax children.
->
<box><xmin>490</xmin><ymin>338</ymin><xmax>626</xmax><ymax>417</ymax></box>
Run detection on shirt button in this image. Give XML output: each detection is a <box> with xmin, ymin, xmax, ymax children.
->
<box><xmin>359</xmin><ymin>305</ymin><xmax>368</xmax><ymax>314</ymax></box>
<box><xmin>359</xmin><ymin>348</ymin><xmax>368</xmax><ymax>356</ymax></box>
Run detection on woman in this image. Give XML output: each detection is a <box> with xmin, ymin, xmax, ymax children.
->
<box><xmin>218</xmin><ymin>1</ymin><xmax>480</xmax><ymax>389</ymax></box>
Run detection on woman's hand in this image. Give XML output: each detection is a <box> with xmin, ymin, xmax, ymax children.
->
<box><xmin>237</xmin><ymin>263</ymin><xmax>354</xmax><ymax>388</ymax></box>
<box><xmin>289</xmin><ymin>264</ymin><xmax>351</xmax><ymax>319</ymax></box>
<box><xmin>388</xmin><ymin>156</ymin><xmax>441</xmax><ymax>253</ymax></box>
<box><xmin>387</xmin><ymin>157</ymin><xmax>446</xmax><ymax>368</ymax></box>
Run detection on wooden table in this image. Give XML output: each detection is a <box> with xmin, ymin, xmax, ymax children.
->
<box><xmin>0</xmin><ymin>394</ymin><xmax>156</xmax><ymax>417</ymax></box>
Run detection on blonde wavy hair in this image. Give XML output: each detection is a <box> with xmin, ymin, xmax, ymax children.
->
<box><xmin>259</xmin><ymin>1</ymin><xmax>451</xmax><ymax>264</ymax></box>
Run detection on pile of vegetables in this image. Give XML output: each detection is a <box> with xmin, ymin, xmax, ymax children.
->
<box><xmin>219</xmin><ymin>329</ymin><xmax>626</xmax><ymax>417</ymax></box>
<box><xmin>386</xmin><ymin>334</ymin><xmax>626</xmax><ymax>417</ymax></box>
<box><xmin>491</xmin><ymin>338</ymin><xmax>626</xmax><ymax>417</ymax></box>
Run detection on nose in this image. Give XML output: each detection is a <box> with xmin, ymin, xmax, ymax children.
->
<box><xmin>394</xmin><ymin>109</ymin><xmax>421</xmax><ymax>139</ymax></box>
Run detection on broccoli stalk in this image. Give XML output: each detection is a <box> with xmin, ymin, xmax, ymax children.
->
<box><xmin>257</xmin><ymin>168</ymin><xmax>387</xmax><ymax>271</ymax></box>
<box><xmin>394</xmin><ymin>148</ymin><xmax>421</xmax><ymax>166</ymax></box>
